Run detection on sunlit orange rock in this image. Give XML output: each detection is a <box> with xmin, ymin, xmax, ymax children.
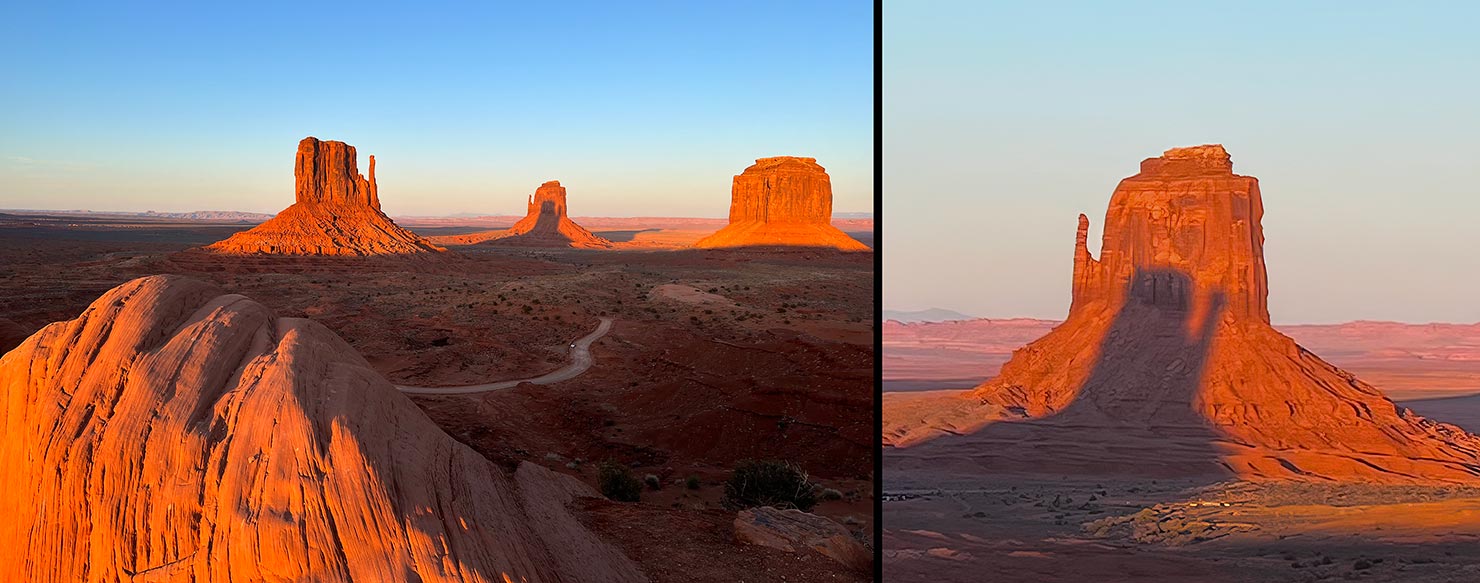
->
<box><xmin>485</xmin><ymin>180</ymin><xmax>612</xmax><ymax>248</ymax></box>
<box><xmin>204</xmin><ymin>137</ymin><xmax>444</xmax><ymax>256</ymax></box>
<box><xmin>0</xmin><ymin>275</ymin><xmax>643</xmax><ymax>582</ymax></box>
<box><xmin>887</xmin><ymin>145</ymin><xmax>1480</xmax><ymax>484</ymax></box>
<box><xmin>694</xmin><ymin>157</ymin><xmax>868</xmax><ymax>250</ymax></box>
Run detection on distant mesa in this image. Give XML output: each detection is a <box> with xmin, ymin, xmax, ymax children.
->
<box><xmin>482</xmin><ymin>180</ymin><xmax>613</xmax><ymax>249</ymax></box>
<box><xmin>888</xmin><ymin>144</ymin><xmax>1480</xmax><ymax>484</ymax></box>
<box><xmin>203</xmin><ymin>137</ymin><xmax>444</xmax><ymax>256</ymax></box>
<box><xmin>0</xmin><ymin>275</ymin><xmax>643</xmax><ymax>582</ymax></box>
<box><xmin>694</xmin><ymin>156</ymin><xmax>869</xmax><ymax>251</ymax></box>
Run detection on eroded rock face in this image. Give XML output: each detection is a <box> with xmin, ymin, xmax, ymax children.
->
<box><xmin>0</xmin><ymin>275</ymin><xmax>643</xmax><ymax>582</ymax></box>
<box><xmin>695</xmin><ymin>157</ymin><xmax>868</xmax><ymax>250</ymax></box>
<box><xmin>887</xmin><ymin>145</ymin><xmax>1480</xmax><ymax>484</ymax></box>
<box><xmin>487</xmin><ymin>180</ymin><xmax>612</xmax><ymax>248</ymax></box>
<box><xmin>1071</xmin><ymin>144</ymin><xmax>1268</xmax><ymax>321</ymax></box>
<box><xmin>204</xmin><ymin>137</ymin><xmax>444</xmax><ymax>256</ymax></box>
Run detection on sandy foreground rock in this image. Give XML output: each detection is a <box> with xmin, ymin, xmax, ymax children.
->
<box><xmin>886</xmin><ymin>145</ymin><xmax>1480</xmax><ymax>483</ymax></box>
<box><xmin>0</xmin><ymin>274</ymin><xmax>642</xmax><ymax>582</ymax></box>
<box><xmin>734</xmin><ymin>506</ymin><xmax>872</xmax><ymax>573</ymax></box>
<box><xmin>696</xmin><ymin>156</ymin><xmax>869</xmax><ymax>251</ymax></box>
<box><xmin>204</xmin><ymin>137</ymin><xmax>444</xmax><ymax>256</ymax></box>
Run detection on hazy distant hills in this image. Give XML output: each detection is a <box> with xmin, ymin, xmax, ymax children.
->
<box><xmin>882</xmin><ymin>308</ymin><xmax>975</xmax><ymax>323</ymax></box>
<box><xmin>143</xmin><ymin>210</ymin><xmax>276</xmax><ymax>221</ymax></box>
<box><xmin>1</xmin><ymin>209</ymin><xmax>275</xmax><ymax>222</ymax></box>
<box><xmin>2</xmin><ymin>209</ymin><xmax>872</xmax><ymax>225</ymax></box>
<box><xmin>885</xmin><ymin>317</ymin><xmax>1480</xmax><ymax>399</ymax></box>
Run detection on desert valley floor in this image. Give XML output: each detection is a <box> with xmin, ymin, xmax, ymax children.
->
<box><xmin>0</xmin><ymin>211</ymin><xmax>874</xmax><ymax>582</ymax></box>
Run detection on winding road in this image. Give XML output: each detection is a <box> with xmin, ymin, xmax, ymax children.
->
<box><xmin>395</xmin><ymin>317</ymin><xmax>614</xmax><ymax>395</ymax></box>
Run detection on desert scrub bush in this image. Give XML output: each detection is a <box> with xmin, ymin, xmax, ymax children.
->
<box><xmin>598</xmin><ymin>461</ymin><xmax>642</xmax><ymax>502</ymax></box>
<box><xmin>685</xmin><ymin>475</ymin><xmax>702</xmax><ymax>490</ymax></box>
<box><xmin>723</xmin><ymin>459</ymin><xmax>818</xmax><ymax>511</ymax></box>
<box><xmin>820</xmin><ymin>488</ymin><xmax>844</xmax><ymax>501</ymax></box>
<box><xmin>644</xmin><ymin>474</ymin><xmax>661</xmax><ymax>490</ymax></box>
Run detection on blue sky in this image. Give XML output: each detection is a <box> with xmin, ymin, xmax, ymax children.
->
<box><xmin>0</xmin><ymin>1</ymin><xmax>872</xmax><ymax>217</ymax></box>
<box><xmin>885</xmin><ymin>1</ymin><xmax>1480</xmax><ymax>323</ymax></box>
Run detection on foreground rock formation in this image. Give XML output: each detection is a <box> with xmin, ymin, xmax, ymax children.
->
<box><xmin>484</xmin><ymin>181</ymin><xmax>612</xmax><ymax>248</ymax></box>
<box><xmin>0</xmin><ymin>275</ymin><xmax>643</xmax><ymax>582</ymax></box>
<box><xmin>204</xmin><ymin>137</ymin><xmax>444</xmax><ymax>256</ymax></box>
<box><xmin>695</xmin><ymin>157</ymin><xmax>868</xmax><ymax>250</ymax></box>
<box><xmin>886</xmin><ymin>145</ymin><xmax>1480</xmax><ymax>484</ymax></box>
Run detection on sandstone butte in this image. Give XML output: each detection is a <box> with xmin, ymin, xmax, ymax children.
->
<box><xmin>204</xmin><ymin>137</ymin><xmax>445</xmax><ymax>256</ymax></box>
<box><xmin>694</xmin><ymin>156</ymin><xmax>868</xmax><ymax>251</ymax></box>
<box><xmin>484</xmin><ymin>180</ymin><xmax>613</xmax><ymax>248</ymax></box>
<box><xmin>0</xmin><ymin>275</ymin><xmax>644</xmax><ymax>582</ymax></box>
<box><xmin>885</xmin><ymin>145</ymin><xmax>1480</xmax><ymax>484</ymax></box>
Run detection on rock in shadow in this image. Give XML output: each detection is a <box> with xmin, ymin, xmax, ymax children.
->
<box><xmin>902</xmin><ymin>267</ymin><xmax>1235</xmax><ymax>487</ymax></box>
<box><xmin>594</xmin><ymin>228</ymin><xmax>661</xmax><ymax>243</ymax></box>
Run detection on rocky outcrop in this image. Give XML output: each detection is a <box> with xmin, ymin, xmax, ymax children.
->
<box><xmin>887</xmin><ymin>145</ymin><xmax>1480</xmax><ymax>484</ymax></box>
<box><xmin>734</xmin><ymin>507</ymin><xmax>871</xmax><ymax>573</ymax></box>
<box><xmin>695</xmin><ymin>157</ymin><xmax>868</xmax><ymax>250</ymax></box>
<box><xmin>204</xmin><ymin>137</ymin><xmax>444</xmax><ymax>256</ymax></box>
<box><xmin>484</xmin><ymin>181</ymin><xmax>613</xmax><ymax>248</ymax></box>
<box><xmin>0</xmin><ymin>275</ymin><xmax>644</xmax><ymax>582</ymax></box>
<box><xmin>1070</xmin><ymin>144</ymin><xmax>1267</xmax><ymax>321</ymax></box>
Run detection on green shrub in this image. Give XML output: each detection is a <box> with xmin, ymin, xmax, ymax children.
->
<box><xmin>685</xmin><ymin>475</ymin><xmax>702</xmax><ymax>490</ymax></box>
<box><xmin>598</xmin><ymin>461</ymin><xmax>642</xmax><ymax>502</ymax></box>
<box><xmin>724</xmin><ymin>459</ymin><xmax>818</xmax><ymax>511</ymax></box>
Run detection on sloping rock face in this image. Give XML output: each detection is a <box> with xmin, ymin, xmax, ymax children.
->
<box><xmin>486</xmin><ymin>181</ymin><xmax>612</xmax><ymax>248</ymax></box>
<box><xmin>0</xmin><ymin>275</ymin><xmax>643</xmax><ymax>582</ymax></box>
<box><xmin>204</xmin><ymin>137</ymin><xmax>444</xmax><ymax>256</ymax></box>
<box><xmin>695</xmin><ymin>157</ymin><xmax>868</xmax><ymax>250</ymax></box>
<box><xmin>888</xmin><ymin>145</ymin><xmax>1480</xmax><ymax>484</ymax></box>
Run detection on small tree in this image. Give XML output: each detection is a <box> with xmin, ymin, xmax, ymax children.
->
<box><xmin>598</xmin><ymin>461</ymin><xmax>642</xmax><ymax>502</ymax></box>
<box><xmin>724</xmin><ymin>459</ymin><xmax>819</xmax><ymax>511</ymax></box>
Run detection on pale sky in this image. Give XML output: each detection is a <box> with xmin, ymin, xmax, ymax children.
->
<box><xmin>0</xmin><ymin>2</ymin><xmax>872</xmax><ymax>218</ymax></box>
<box><xmin>885</xmin><ymin>1</ymin><xmax>1480</xmax><ymax>324</ymax></box>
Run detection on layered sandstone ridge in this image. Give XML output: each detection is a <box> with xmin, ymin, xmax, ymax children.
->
<box><xmin>0</xmin><ymin>275</ymin><xmax>643</xmax><ymax>582</ymax></box>
<box><xmin>887</xmin><ymin>145</ymin><xmax>1480</xmax><ymax>484</ymax></box>
<box><xmin>204</xmin><ymin>137</ymin><xmax>444</xmax><ymax>256</ymax></box>
<box><xmin>695</xmin><ymin>157</ymin><xmax>868</xmax><ymax>250</ymax></box>
<box><xmin>485</xmin><ymin>181</ymin><xmax>612</xmax><ymax>248</ymax></box>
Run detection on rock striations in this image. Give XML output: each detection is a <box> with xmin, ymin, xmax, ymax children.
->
<box><xmin>0</xmin><ymin>275</ymin><xmax>643</xmax><ymax>582</ymax></box>
<box><xmin>695</xmin><ymin>157</ymin><xmax>868</xmax><ymax>250</ymax></box>
<box><xmin>204</xmin><ymin>137</ymin><xmax>444</xmax><ymax>256</ymax></box>
<box><xmin>485</xmin><ymin>181</ymin><xmax>612</xmax><ymax>248</ymax></box>
<box><xmin>887</xmin><ymin>145</ymin><xmax>1480</xmax><ymax>484</ymax></box>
